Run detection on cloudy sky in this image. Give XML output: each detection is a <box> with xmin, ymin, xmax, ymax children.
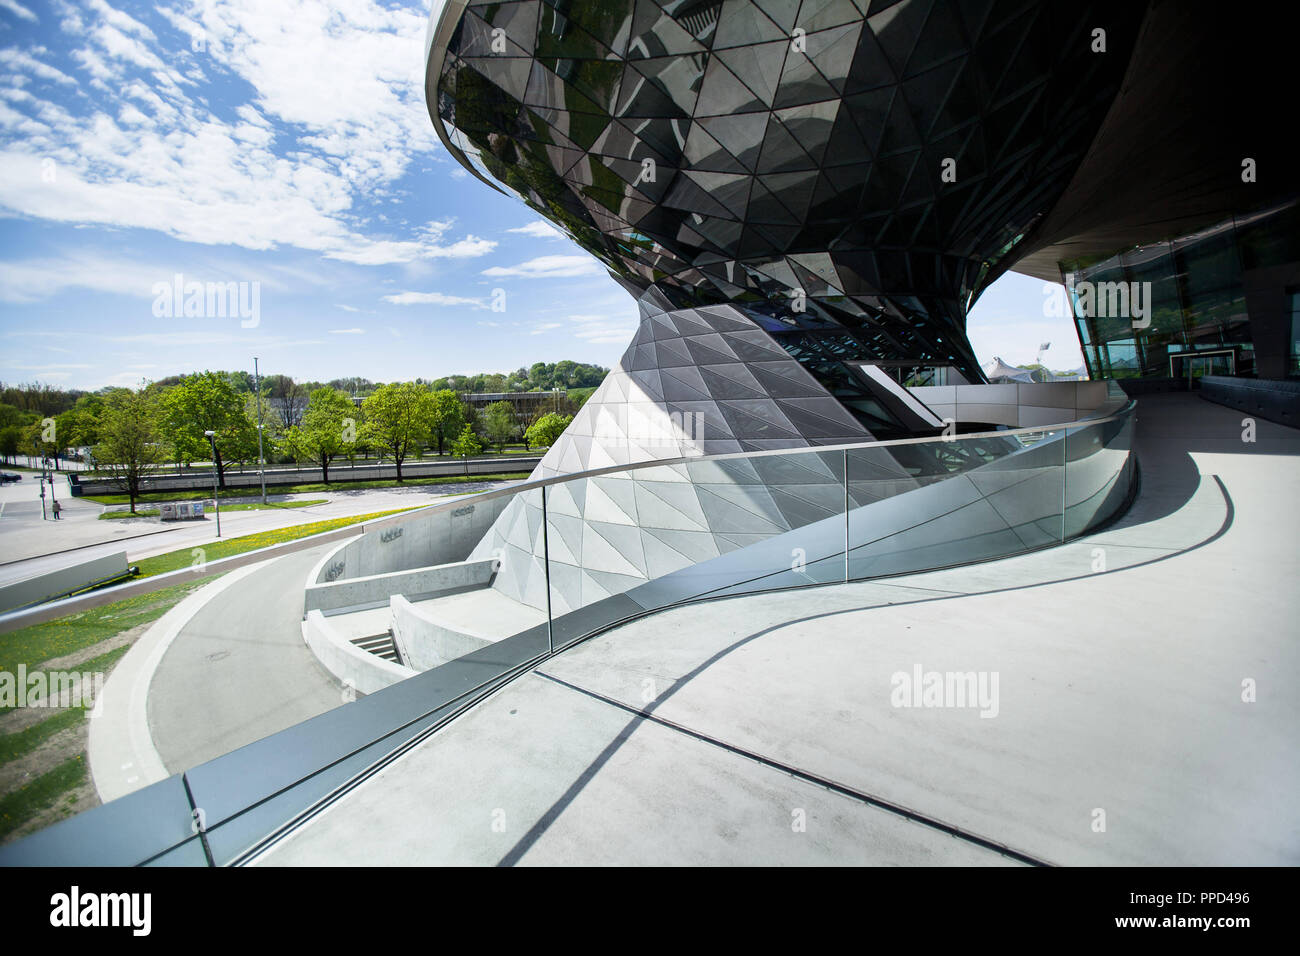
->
<box><xmin>0</xmin><ymin>0</ymin><xmax>1081</xmax><ymax>391</ymax></box>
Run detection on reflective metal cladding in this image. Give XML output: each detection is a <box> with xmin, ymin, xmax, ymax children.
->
<box><xmin>425</xmin><ymin>0</ymin><xmax>1143</xmax><ymax>421</ymax></box>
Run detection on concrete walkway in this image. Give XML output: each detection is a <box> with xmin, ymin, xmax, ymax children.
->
<box><xmin>0</xmin><ymin>481</ymin><xmax>519</xmax><ymax>584</ymax></box>
<box><xmin>148</xmin><ymin>544</ymin><xmax>344</xmax><ymax>773</ymax></box>
<box><xmin>247</xmin><ymin>394</ymin><xmax>1297</xmax><ymax>865</ymax></box>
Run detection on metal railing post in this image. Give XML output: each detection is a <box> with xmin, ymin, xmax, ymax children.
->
<box><xmin>540</xmin><ymin>484</ymin><xmax>553</xmax><ymax>656</ymax></box>
<box><xmin>1061</xmin><ymin>427</ymin><xmax>1068</xmax><ymax>542</ymax></box>
<box><xmin>843</xmin><ymin>448</ymin><xmax>850</xmax><ymax>583</ymax></box>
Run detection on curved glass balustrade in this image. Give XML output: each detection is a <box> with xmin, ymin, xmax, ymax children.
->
<box><xmin>0</xmin><ymin>397</ymin><xmax>1135</xmax><ymax>867</ymax></box>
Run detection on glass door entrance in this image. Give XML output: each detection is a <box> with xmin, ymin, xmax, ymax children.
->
<box><xmin>1170</xmin><ymin>350</ymin><xmax>1235</xmax><ymax>387</ymax></box>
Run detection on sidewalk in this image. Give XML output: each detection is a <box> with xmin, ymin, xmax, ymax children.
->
<box><xmin>0</xmin><ymin>481</ymin><xmax>519</xmax><ymax>586</ymax></box>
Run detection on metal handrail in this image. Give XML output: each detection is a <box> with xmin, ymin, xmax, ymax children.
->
<box><xmin>356</xmin><ymin>397</ymin><xmax>1136</xmax><ymax>531</ymax></box>
<box><xmin>0</xmin><ymin>397</ymin><xmax>1138</xmax><ymax>865</ymax></box>
<box><xmin>0</xmin><ymin>399</ymin><xmax>1134</xmax><ymax>633</ymax></box>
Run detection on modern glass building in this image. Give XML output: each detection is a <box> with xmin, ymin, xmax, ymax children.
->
<box><xmin>1063</xmin><ymin>201</ymin><xmax>1300</xmax><ymax>382</ymax></box>
<box><xmin>427</xmin><ymin>0</ymin><xmax>1296</xmax><ymax>425</ymax></box>
<box><xmin>425</xmin><ymin>0</ymin><xmax>1148</xmax><ymax>440</ymax></box>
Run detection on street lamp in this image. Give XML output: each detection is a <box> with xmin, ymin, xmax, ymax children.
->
<box><xmin>253</xmin><ymin>356</ymin><xmax>267</xmax><ymax>505</ymax></box>
<box><xmin>204</xmin><ymin>430</ymin><xmax>221</xmax><ymax>538</ymax></box>
<box><xmin>44</xmin><ymin>456</ymin><xmax>57</xmax><ymax>510</ymax></box>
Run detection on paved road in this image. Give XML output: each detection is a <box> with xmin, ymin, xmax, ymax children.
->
<box><xmin>259</xmin><ymin>394</ymin><xmax>1300</xmax><ymax>865</ymax></box>
<box><xmin>0</xmin><ymin>480</ymin><xmax>519</xmax><ymax>586</ymax></box>
<box><xmin>148</xmin><ymin>544</ymin><xmax>345</xmax><ymax>773</ymax></box>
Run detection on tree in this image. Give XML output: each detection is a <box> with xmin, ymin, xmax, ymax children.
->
<box><xmin>284</xmin><ymin>388</ymin><xmax>357</xmax><ymax>483</ymax></box>
<box><xmin>0</xmin><ymin>425</ymin><xmax>21</xmax><ymax>465</ymax></box>
<box><xmin>159</xmin><ymin>371</ymin><xmax>256</xmax><ymax>487</ymax></box>
<box><xmin>450</xmin><ymin>423</ymin><xmax>481</xmax><ymax>475</ymax></box>
<box><xmin>264</xmin><ymin>374</ymin><xmax>309</xmax><ymax>429</ymax></box>
<box><xmin>360</xmin><ymin>382</ymin><xmax>429</xmax><ymax>482</ymax></box>
<box><xmin>57</xmin><ymin>393</ymin><xmax>105</xmax><ymax>459</ymax></box>
<box><xmin>93</xmin><ymin>388</ymin><xmax>167</xmax><ymax>514</ymax></box>
<box><xmin>23</xmin><ymin>417</ymin><xmax>60</xmax><ymax>468</ymax></box>
<box><xmin>327</xmin><ymin>376</ymin><xmax>375</xmax><ymax>397</ymax></box>
<box><xmin>482</xmin><ymin>400</ymin><xmax>517</xmax><ymax>453</ymax></box>
<box><xmin>525</xmin><ymin>412</ymin><xmax>572</xmax><ymax>449</ymax></box>
<box><xmin>553</xmin><ymin>359</ymin><xmax>577</xmax><ymax>388</ymax></box>
<box><xmin>428</xmin><ymin>388</ymin><xmax>465</xmax><ymax>456</ymax></box>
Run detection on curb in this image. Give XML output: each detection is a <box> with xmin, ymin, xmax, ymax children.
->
<box><xmin>88</xmin><ymin>560</ymin><xmax>269</xmax><ymax>804</ymax></box>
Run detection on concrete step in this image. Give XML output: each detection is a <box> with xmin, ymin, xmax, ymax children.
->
<box><xmin>351</xmin><ymin>632</ymin><xmax>400</xmax><ymax>664</ymax></box>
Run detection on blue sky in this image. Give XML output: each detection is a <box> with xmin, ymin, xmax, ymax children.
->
<box><xmin>0</xmin><ymin>0</ymin><xmax>1082</xmax><ymax>392</ymax></box>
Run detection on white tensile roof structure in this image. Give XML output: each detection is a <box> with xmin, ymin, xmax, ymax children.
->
<box><xmin>982</xmin><ymin>357</ymin><xmax>1037</xmax><ymax>383</ymax></box>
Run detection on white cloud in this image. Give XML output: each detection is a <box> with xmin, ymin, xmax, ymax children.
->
<box><xmin>482</xmin><ymin>255</ymin><xmax>603</xmax><ymax>279</ymax></box>
<box><xmin>0</xmin><ymin>253</ymin><xmax>169</xmax><ymax>303</ymax></box>
<box><xmin>0</xmin><ymin>250</ymin><xmax>311</xmax><ymax>304</ymax></box>
<box><xmin>0</xmin><ymin>49</ymin><xmax>76</xmax><ymax>85</ymax></box>
<box><xmin>507</xmin><ymin>221</ymin><xmax>563</xmax><ymax>240</ymax></box>
<box><xmin>382</xmin><ymin>291</ymin><xmax>485</xmax><ymax>308</ymax></box>
<box><xmin>0</xmin><ymin>0</ymin><xmax>491</xmax><ymax>268</ymax></box>
<box><xmin>562</xmin><ymin>305</ymin><xmax>637</xmax><ymax>345</ymax></box>
<box><xmin>8</xmin><ymin>363</ymin><xmax>93</xmax><ymax>370</ymax></box>
<box><xmin>0</xmin><ymin>0</ymin><xmax>38</xmax><ymax>23</ymax></box>
<box><xmin>328</xmin><ymin>327</ymin><xmax>363</xmax><ymax>334</ymax></box>
<box><xmin>530</xmin><ymin>322</ymin><xmax>562</xmax><ymax>335</ymax></box>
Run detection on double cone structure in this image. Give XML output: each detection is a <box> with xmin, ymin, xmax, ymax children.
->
<box><xmin>424</xmin><ymin>0</ymin><xmax>1294</xmax><ymax>609</ymax></box>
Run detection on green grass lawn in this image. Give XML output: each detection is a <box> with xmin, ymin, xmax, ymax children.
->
<box><xmin>0</xmin><ymin>707</ymin><xmax>87</xmax><ymax>764</ymax></box>
<box><xmin>0</xmin><ymin>500</ymin><xmax>431</xmax><ymax>842</ymax></box>
<box><xmin>0</xmin><ymin>577</ymin><xmax>224</xmax><ymax>843</ymax></box>
<box><xmin>83</xmin><ymin>472</ymin><xmax>530</xmax><ymax>505</ymax></box>
<box><xmin>0</xmin><ymin>646</ymin><xmax>129</xmax><ymax>754</ymax></box>
<box><xmin>0</xmin><ymin>755</ymin><xmax>86</xmax><ymax>842</ymax></box>
<box><xmin>129</xmin><ymin>506</ymin><xmax>419</xmax><ymax>578</ymax></box>
<box><xmin>0</xmin><ymin>578</ymin><xmax>217</xmax><ymax>676</ymax></box>
<box><xmin>98</xmin><ymin>498</ymin><xmax>328</xmax><ymax>519</ymax></box>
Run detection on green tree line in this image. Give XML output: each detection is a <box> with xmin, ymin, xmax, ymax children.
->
<box><xmin>0</xmin><ymin>372</ymin><xmax>591</xmax><ymax>513</ymax></box>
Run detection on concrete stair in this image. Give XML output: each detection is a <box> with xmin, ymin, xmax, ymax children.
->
<box><xmin>351</xmin><ymin>632</ymin><xmax>401</xmax><ymax>665</ymax></box>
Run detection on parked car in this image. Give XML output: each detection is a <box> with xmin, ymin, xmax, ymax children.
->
<box><xmin>0</xmin><ymin>471</ymin><xmax>22</xmax><ymax>483</ymax></box>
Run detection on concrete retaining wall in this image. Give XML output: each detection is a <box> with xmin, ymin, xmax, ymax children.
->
<box><xmin>304</xmin><ymin>558</ymin><xmax>496</xmax><ymax>614</ymax></box>
<box><xmin>301</xmin><ymin>610</ymin><xmax>415</xmax><ymax>695</ymax></box>
<box><xmin>313</xmin><ymin>494</ymin><xmax>511</xmax><ymax>584</ymax></box>
<box><xmin>389</xmin><ymin>595</ymin><xmax>493</xmax><ymax>671</ymax></box>
<box><xmin>0</xmin><ymin>552</ymin><xmax>128</xmax><ymax>613</ymax></box>
<box><xmin>68</xmin><ymin>456</ymin><xmax>539</xmax><ymax>497</ymax></box>
<box><xmin>909</xmin><ymin>382</ymin><xmax>1114</xmax><ymax>428</ymax></box>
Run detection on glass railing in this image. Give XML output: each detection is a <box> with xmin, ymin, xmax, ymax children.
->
<box><xmin>0</xmin><ymin>397</ymin><xmax>1136</xmax><ymax>867</ymax></box>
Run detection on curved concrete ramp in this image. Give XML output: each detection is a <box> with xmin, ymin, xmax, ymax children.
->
<box><xmin>149</xmin><ymin>545</ymin><xmax>346</xmax><ymax>773</ymax></box>
<box><xmin>254</xmin><ymin>395</ymin><xmax>1299</xmax><ymax>866</ymax></box>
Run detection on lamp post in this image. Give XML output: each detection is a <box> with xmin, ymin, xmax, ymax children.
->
<box><xmin>253</xmin><ymin>357</ymin><xmax>267</xmax><ymax>504</ymax></box>
<box><xmin>204</xmin><ymin>430</ymin><xmax>221</xmax><ymax>538</ymax></box>
<box><xmin>44</xmin><ymin>457</ymin><xmax>57</xmax><ymax>510</ymax></box>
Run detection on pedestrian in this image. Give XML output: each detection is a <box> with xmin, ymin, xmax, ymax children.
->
<box><xmin>52</xmin><ymin>499</ymin><xmax>61</xmax><ymax>520</ymax></box>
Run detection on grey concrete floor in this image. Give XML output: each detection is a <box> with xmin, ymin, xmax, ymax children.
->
<box><xmin>253</xmin><ymin>394</ymin><xmax>1298</xmax><ymax>865</ymax></box>
<box><xmin>148</xmin><ymin>544</ymin><xmax>345</xmax><ymax>772</ymax></box>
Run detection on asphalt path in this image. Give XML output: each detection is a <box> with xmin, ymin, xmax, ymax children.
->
<box><xmin>147</xmin><ymin>544</ymin><xmax>344</xmax><ymax>772</ymax></box>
